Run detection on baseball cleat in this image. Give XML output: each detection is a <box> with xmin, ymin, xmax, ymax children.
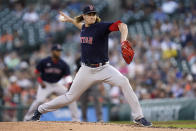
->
<box><xmin>133</xmin><ymin>117</ymin><xmax>152</xmax><ymax>127</ymax></box>
<box><xmin>31</xmin><ymin>109</ymin><xmax>42</xmax><ymax>121</ymax></box>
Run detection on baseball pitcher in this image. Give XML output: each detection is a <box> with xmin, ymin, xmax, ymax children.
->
<box><xmin>31</xmin><ymin>5</ymin><xmax>152</xmax><ymax>126</ymax></box>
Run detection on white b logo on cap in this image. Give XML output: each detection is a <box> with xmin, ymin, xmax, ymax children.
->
<box><xmin>89</xmin><ymin>5</ymin><xmax>94</xmax><ymax>10</ymax></box>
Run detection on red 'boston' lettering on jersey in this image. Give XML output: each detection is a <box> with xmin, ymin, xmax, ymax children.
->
<box><xmin>80</xmin><ymin>37</ymin><xmax>93</xmax><ymax>44</ymax></box>
<box><xmin>45</xmin><ymin>68</ymin><xmax>61</xmax><ymax>74</ymax></box>
<box><xmin>88</xmin><ymin>37</ymin><xmax>93</xmax><ymax>44</ymax></box>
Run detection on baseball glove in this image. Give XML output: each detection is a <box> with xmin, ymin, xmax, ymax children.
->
<box><xmin>121</xmin><ymin>40</ymin><xmax>134</xmax><ymax>64</ymax></box>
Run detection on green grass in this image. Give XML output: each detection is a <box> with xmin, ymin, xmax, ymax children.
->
<box><xmin>110</xmin><ymin>120</ymin><xmax>196</xmax><ymax>129</ymax></box>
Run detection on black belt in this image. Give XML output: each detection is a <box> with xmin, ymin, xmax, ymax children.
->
<box><xmin>82</xmin><ymin>62</ymin><xmax>108</xmax><ymax>68</ymax></box>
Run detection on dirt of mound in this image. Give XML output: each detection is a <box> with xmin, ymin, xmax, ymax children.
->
<box><xmin>0</xmin><ymin>122</ymin><xmax>195</xmax><ymax>131</ymax></box>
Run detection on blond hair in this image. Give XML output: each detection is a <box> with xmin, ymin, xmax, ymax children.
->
<box><xmin>74</xmin><ymin>15</ymin><xmax>101</xmax><ymax>23</ymax></box>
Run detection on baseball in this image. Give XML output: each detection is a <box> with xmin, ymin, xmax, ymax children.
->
<box><xmin>58</xmin><ymin>15</ymin><xmax>65</xmax><ymax>22</ymax></box>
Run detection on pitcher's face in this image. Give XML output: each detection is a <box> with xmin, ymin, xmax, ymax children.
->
<box><xmin>83</xmin><ymin>12</ymin><xmax>96</xmax><ymax>25</ymax></box>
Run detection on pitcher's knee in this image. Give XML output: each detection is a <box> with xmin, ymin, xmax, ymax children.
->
<box><xmin>65</xmin><ymin>93</ymin><xmax>77</xmax><ymax>104</ymax></box>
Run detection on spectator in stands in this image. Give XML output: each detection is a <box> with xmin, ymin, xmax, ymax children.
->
<box><xmin>8</xmin><ymin>75</ymin><xmax>21</xmax><ymax>104</ymax></box>
<box><xmin>23</xmin><ymin>5</ymin><xmax>39</xmax><ymax>23</ymax></box>
<box><xmin>13</xmin><ymin>3</ymin><xmax>23</xmax><ymax>18</ymax></box>
<box><xmin>161</xmin><ymin>0</ymin><xmax>178</xmax><ymax>14</ymax></box>
<box><xmin>0</xmin><ymin>31</ymin><xmax>13</xmax><ymax>47</ymax></box>
<box><xmin>153</xmin><ymin>7</ymin><xmax>168</xmax><ymax>22</ymax></box>
<box><xmin>4</xmin><ymin>52</ymin><xmax>20</xmax><ymax>70</ymax></box>
<box><xmin>50</xmin><ymin>0</ymin><xmax>61</xmax><ymax>10</ymax></box>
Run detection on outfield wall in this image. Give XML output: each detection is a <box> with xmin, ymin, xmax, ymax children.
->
<box><xmin>111</xmin><ymin>98</ymin><xmax>196</xmax><ymax>121</ymax></box>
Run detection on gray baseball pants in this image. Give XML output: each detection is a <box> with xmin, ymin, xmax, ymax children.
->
<box><xmin>38</xmin><ymin>64</ymin><xmax>144</xmax><ymax>120</ymax></box>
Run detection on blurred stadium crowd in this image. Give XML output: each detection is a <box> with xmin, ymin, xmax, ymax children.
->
<box><xmin>0</xmin><ymin>0</ymin><xmax>196</xmax><ymax>121</ymax></box>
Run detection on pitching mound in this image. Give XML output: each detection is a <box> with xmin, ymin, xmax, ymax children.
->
<box><xmin>0</xmin><ymin>122</ymin><xmax>195</xmax><ymax>131</ymax></box>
